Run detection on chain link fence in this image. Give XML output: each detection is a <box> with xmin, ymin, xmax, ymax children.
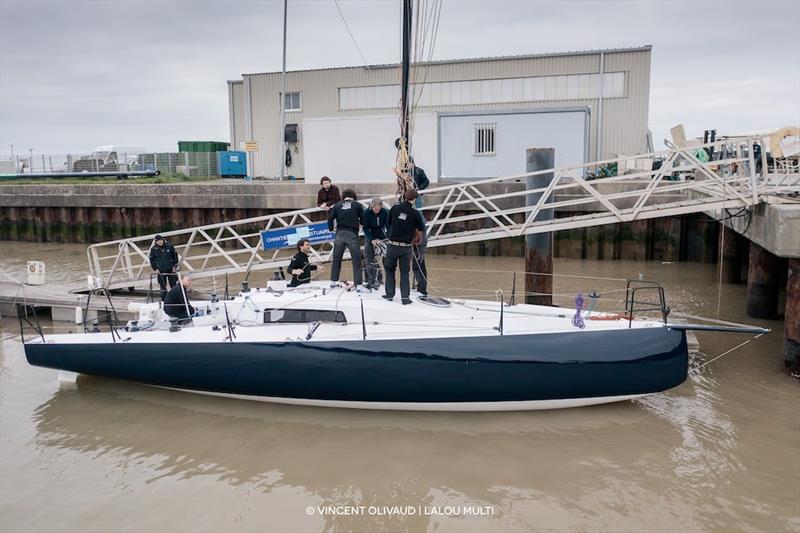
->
<box><xmin>0</xmin><ymin>151</ymin><xmax>221</xmax><ymax>177</ymax></box>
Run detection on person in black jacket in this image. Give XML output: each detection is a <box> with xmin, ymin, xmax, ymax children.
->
<box><xmin>149</xmin><ymin>234</ymin><xmax>179</xmax><ymax>301</ymax></box>
<box><xmin>409</xmin><ymin>156</ymin><xmax>430</xmax><ymax>192</ymax></box>
<box><xmin>327</xmin><ymin>189</ymin><xmax>365</xmax><ymax>288</ymax></box>
<box><xmin>362</xmin><ymin>197</ymin><xmax>389</xmax><ymax>289</ymax></box>
<box><xmin>384</xmin><ymin>189</ymin><xmax>426</xmax><ymax>304</ymax></box>
<box><xmin>287</xmin><ymin>238</ymin><xmax>326</xmax><ymax>287</ymax></box>
<box><xmin>163</xmin><ymin>275</ymin><xmax>195</xmax><ymax>322</ymax></box>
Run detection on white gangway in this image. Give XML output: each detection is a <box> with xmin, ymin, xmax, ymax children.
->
<box><xmin>87</xmin><ymin>136</ymin><xmax>799</xmax><ymax>291</ymax></box>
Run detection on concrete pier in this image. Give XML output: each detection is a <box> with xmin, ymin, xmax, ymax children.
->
<box><xmin>524</xmin><ymin>148</ymin><xmax>554</xmax><ymax>306</ymax></box>
<box><xmin>746</xmin><ymin>242</ymin><xmax>780</xmax><ymax>319</ymax></box>
<box><xmin>785</xmin><ymin>259</ymin><xmax>799</xmax><ymax>371</ymax></box>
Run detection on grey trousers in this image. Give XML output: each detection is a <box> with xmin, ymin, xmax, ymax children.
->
<box><xmin>330</xmin><ymin>229</ymin><xmax>362</xmax><ymax>285</ymax></box>
<box><xmin>364</xmin><ymin>240</ymin><xmax>384</xmax><ymax>286</ymax></box>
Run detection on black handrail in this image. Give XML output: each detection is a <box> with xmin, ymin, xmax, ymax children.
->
<box><xmin>624</xmin><ymin>279</ymin><xmax>670</xmax><ymax>327</ymax></box>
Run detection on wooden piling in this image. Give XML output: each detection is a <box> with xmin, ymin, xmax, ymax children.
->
<box><xmin>524</xmin><ymin>148</ymin><xmax>554</xmax><ymax>306</ymax></box>
<box><xmin>746</xmin><ymin>242</ymin><xmax>780</xmax><ymax>319</ymax></box>
<box><xmin>784</xmin><ymin>259</ymin><xmax>800</xmax><ymax>371</ymax></box>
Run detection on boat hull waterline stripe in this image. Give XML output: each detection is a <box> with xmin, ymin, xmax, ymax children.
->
<box><xmin>162</xmin><ymin>387</ymin><xmax>649</xmax><ymax>411</ymax></box>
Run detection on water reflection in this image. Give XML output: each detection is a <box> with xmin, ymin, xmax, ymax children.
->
<box><xmin>3</xmin><ymin>244</ymin><xmax>797</xmax><ymax>531</ymax></box>
<box><xmin>32</xmin><ymin>376</ymin><xmax>689</xmax><ymax>530</ymax></box>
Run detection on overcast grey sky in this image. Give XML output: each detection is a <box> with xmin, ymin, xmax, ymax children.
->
<box><xmin>1</xmin><ymin>0</ymin><xmax>798</xmax><ymax>155</ymax></box>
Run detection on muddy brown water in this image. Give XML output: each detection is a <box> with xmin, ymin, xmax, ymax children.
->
<box><xmin>1</xmin><ymin>241</ymin><xmax>798</xmax><ymax>532</ymax></box>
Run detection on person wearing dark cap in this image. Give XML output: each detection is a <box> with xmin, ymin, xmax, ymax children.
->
<box><xmin>327</xmin><ymin>189</ymin><xmax>366</xmax><ymax>289</ymax></box>
<box><xmin>384</xmin><ymin>189</ymin><xmax>425</xmax><ymax>304</ymax></box>
<box><xmin>317</xmin><ymin>176</ymin><xmax>341</xmax><ymax>211</ymax></box>
<box><xmin>149</xmin><ymin>234</ymin><xmax>179</xmax><ymax>301</ymax></box>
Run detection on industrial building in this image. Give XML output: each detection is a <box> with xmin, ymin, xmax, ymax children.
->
<box><xmin>227</xmin><ymin>46</ymin><xmax>651</xmax><ymax>182</ymax></box>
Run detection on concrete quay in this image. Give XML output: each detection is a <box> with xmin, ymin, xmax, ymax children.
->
<box><xmin>0</xmin><ymin>180</ymin><xmax>720</xmax><ymax>263</ymax></box>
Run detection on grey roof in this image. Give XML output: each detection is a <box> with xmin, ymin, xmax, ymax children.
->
<box><xmin>238</xmin><ymin>45</ymin><xmax>652</xmax><ymax>79</ymax></box>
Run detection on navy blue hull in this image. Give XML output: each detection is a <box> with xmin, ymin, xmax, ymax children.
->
<box><xmin>25</xmin><ymin>328</ymin><xmax>688</xmax><ymax>403</ymax></box>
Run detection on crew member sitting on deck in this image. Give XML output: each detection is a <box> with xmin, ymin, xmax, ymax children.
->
<box><xmin>163</xmin><ymin>275</ymin><xmax>195</xmax><ymax>322</ymax></box>
<box><xmin>288</xmin><ymin>238</ymin><xmax>326</xmax><ymax>287</ymax></box>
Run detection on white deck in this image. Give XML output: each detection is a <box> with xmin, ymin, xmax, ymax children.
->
<box><xmin>37</xmin><ymin>280</ymin><xmax>663</xmax><ymax>345</ymax></box>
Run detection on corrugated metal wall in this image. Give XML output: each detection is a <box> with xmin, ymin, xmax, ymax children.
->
<box><xmin>230</xmin><ymin>47</ymin><xmax>651</xmax><ymax>178</ymax></box>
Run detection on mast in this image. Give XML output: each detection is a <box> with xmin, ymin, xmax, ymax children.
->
<box><xmin>399</xmin><ymin>0</ymin><xmax>412</xmax><ymax>164</ymax></box>
<box><xmin>278</xmin><ymin>0</ymin><xmax>288</xmax><ymax>179</ymax></box>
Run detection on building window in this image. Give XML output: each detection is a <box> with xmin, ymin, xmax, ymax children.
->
<box><xmin>474</xmin><ymin>123</ymin><xmax>496</xmax><ymax>156</ymax></box>
<box><xmin>284</xmin><ymin>92</ymin><xmax>301</xmax><ymax>112</ymax></box>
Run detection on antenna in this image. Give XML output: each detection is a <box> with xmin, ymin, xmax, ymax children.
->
<box><xmin>223</xmin><ymin>302</ymin><xmax>236</xmax><ymax>341</ymax></box>
<box><xmin>494</xmin><ymin>289</ymin><xmax>504</xmax><ymax>335</ymax></box>
<box><xmin>360</xmin><ymin>298</ymin><xmax>367</xmax><ymax>340</ymax></box>
<box><xmin>105</xmin><ymin>306</ymin><xmax>116</xmax><ymax>343</ymax></box>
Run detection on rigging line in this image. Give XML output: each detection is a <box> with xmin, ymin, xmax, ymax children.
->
<box><xmin>416</xmin><ymin>1</ymin><xmax>441</xmax><ymax>94</ymax></box>
<box><xmin>408</xmin><ymin>0</ymin><xmax>440</xmax><ymax>144</ymax></box>
<box><xmin>716</xmin><ymin>212</ymin><xmax>725</xmax><ymax>318</ymax></box>
<box><xmin>669</xmin><ymin>312</ymin><xmax>768</xmax><ymax>329</ymax></box>
<box><xmin>426</xmin><ymin>285</ymin><xmax>631</xmax><ymax>296</ymax></box>
<box><xmin>333</xmin><ymin>0</ymin><xmax>368</xmax><ymax>67</ymax></box>
<box><xmin>715</xmin><ymin>176</ymin><xmax>728</xmax><ymax>317</ymax></box>
<box><xmin>691</xmin><ymin>333</ymin><xmax>765</xmax><ymax>372</ymax></box>
<box><xmin>410</xmin><ymin>0</ymin><xmax>442</xmax><ymax>112</ymax></box>
<box><xmin>426</xmin><ymin>267</ymin><xmax>629</xmax><ymax>282</ymax></box>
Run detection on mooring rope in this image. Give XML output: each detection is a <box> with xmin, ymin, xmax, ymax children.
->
<box><xmin>691</xmin><ymin>333</ymin><xmax>766</xmax><ymax>372</ymax></box>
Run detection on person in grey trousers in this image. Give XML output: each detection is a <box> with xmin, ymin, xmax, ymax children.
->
<box><xmin>327</xmin><ymin>189</ymin><xmax>365</xmax><ymax>288</ymax></box>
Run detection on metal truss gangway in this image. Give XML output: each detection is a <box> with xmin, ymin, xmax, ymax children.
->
<box><xmin>88</xmin><ymin>136</ymin><xmax>800</xmax><ymax>291</ymax></box>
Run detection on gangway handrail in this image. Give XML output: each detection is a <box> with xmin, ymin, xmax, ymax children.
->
<box><xmin>87</xmin><ymin>136</ymin><xmax>799</xmax><ymax>290</ymax></box>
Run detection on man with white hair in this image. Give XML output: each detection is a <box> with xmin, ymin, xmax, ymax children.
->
<box><xmin>163</xmin><ymin>274</ymin><xmax>195</xmax><ymax>322</ymax></box>
<box><xmin>362</xmin><ymin>197</ymin><xmax>389</xmax><ymax>290</ymax></box>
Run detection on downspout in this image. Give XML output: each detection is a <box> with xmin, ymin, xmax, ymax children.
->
<box><xmin>244</xmin><ymin>76</ymin><xmax>254</xmax><ymax>178</ymax></box>
<box><xmin>227</xmin><ymin>82</ymin><xmax>236</xmax><ymax>154</ymax></box>
<box><xmin>596</xmin><ymin>51</ymin><xmax>605</xmax><ymax>162</ymax></box>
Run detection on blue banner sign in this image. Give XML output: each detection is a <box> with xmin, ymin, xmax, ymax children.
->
<box><xmin>260</xmin><ymin>222</ymin><xmax>336</xmax><ymax>250</ymax></box>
